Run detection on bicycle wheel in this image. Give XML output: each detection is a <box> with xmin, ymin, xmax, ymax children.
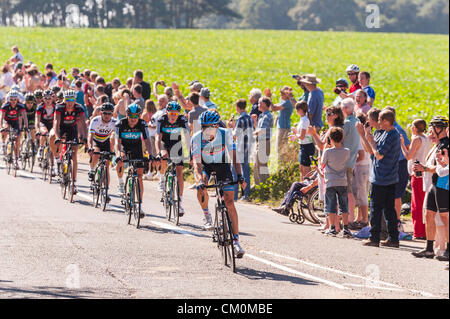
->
<box><xmin>124</xmin><ymin>176</ymin><xmax>132</xmax><ymax>225</ymax></box>
<box><xmin>48</xmin><ymin>151</ymin><xmax>53</xmax><ymax>184</ymax></box>
<box><xmin>308</xmin><ymin>188</ymin><xmax>326</xmax><ymax>224</ymax></box>
<box><xmin>172</xmin><ymin>176</ymin><xmax>180</xmax><ymax>226</ymax></box>
<box><xmin>100</xmin><ymin>167</ymin><xmax>109</xmax><ymax>212</ymax></box>
<box><xmin>20</xmin><ymin>142</ymin><xmax>27</xmax><ymax>170</ymax></box>
<box><xmin>223</xmin><ymin>208</ymin><xmax>236</xmax><ymax>273</ymax></box>
<box><xmin>60</xmin><ymin>165</ymin><xmax>68</xmax><ymax>200</ymax></box>
<box><xmin>68</xmin><ymin>163</ymin><xmax>75</xmax><ymax>203</ymax></box>
<box><xmin>29</xmin><ymin>140</ymin><xmax>35</xmax><ymax>173</ymax></box>
<box><xmin>133</xmin><ymin>178</ymin><xmax>142</xmax><ymax>229</ymax></box>
<box><xmin>164</xmin><ymin>174</ymin><xmax>172</xmax><ymax>221</ymax></box>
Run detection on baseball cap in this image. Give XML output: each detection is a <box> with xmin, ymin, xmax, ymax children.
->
<box><xmin>200</xmin><ymin>87</ymin><xmax>211</xmax><ymax>98</ymax></box>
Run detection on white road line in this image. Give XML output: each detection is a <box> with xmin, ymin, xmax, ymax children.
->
<box><xmin>261</xmin><ymin>250</ymin><xmax>401</xmax><ymax>288</ymax></box>
<box><xmin>246</xmin><ymin>253</ymin><xmax>348</xmax><ymax>290</ymax></box>
<box><xmin>260</xmin><ymin>250</ymin><xmax>437</xmax><ymax>298</ymax></box>
<box><xmin>150</xmin><ymin>220</ymin><xmax>204</xmax><ymax>237</ymax></box>
<box><xmin>342</xmin><ymin>284</ymin><xmax>406</xmax><ymax>292</ymax></box>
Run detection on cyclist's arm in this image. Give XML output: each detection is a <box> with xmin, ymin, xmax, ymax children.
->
<box><xmin>77</xmin><ymin>113</ymin><xmax>88</xmax><ymax>141</ymax></box>
<box><xmin>183</xmin><ymin>119</ymin><xmax>191</xmax><ymax>150</ymax></box>
<box><xmin>193</xmin><ymin>161</ymin><xmax>204</xmax><ymax>185</ymax></box>
<box><xmin>231</xmin><ymin>149</ymin><xmax>243</xmax><ymax>177</ymax></box>
<box><xmin>54</xmin><ymin>113</ymin><xmax>61</xmax><ymax>140</ymax></box>
<box><xmin>155</xmin><ymin>133</ymin><xmax>162</xmax><ymax>155</ymax></box>
<box><xmin>144</xmin><ymin>137</ymin><xmax>153</xmax><ymax>157</ymax></box>
<box><xmin>0</xmin><ymin>109</ymin><xmax>5</xmax><ymax>127</ymax></box>
<box><xmin>35</xmin><ymin>110</ymin><xmax>41</xmax><ymax>129</ymax></box>
<box><xmin>115</xmin><ymin>136</ymin><xmax>122</xmax><ymax>158</ymax></box>
<box><xmin>109</xmin><ymin>135</ymin><xmax>115</xmax><ymax>153</ymax></box>
<box><xmin>21</xmin><ymin>108</ymin><xmax>28</xmax><ymax>130</ymax></box>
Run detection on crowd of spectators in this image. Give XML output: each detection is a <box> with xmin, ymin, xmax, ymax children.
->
<box><xmin>1</xmin><ymin>46</ymin><xmax>448</xmax><ymax>268</ymax></box>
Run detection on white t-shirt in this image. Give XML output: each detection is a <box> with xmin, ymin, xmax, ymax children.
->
<box><xmin>149</xmin><ymin>109</ymin><xmax>167</xmax><ymax>137</ymax></box>
<box><xmin>356</xmin><ymin>141</ymin><xmax>371</xmax><ymax>167</ymax></box>
<box><xmin>297</xmin><ymin>116</ymin><xmax>313</xmax><ymax>145</ymax></box>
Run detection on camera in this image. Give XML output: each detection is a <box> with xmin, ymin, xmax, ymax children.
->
<box><xmin>292</xmin><ymin>75</ymin><xmax>299</xmax><ymax>79</ymax></box>
<box><xmin>333</xmin><ymin>87</ymin><xmax>342</xmax><ymax>95</ymax></box>
<box><xmin>364</xmin><ymin>122</ymin><xmax>370</xmax><ymax>128</ymax></box>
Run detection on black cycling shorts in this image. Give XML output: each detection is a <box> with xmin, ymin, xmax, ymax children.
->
<box><xmin>123</xmin><ymin>147</ymin><xmax>145</xmax><ymax>169</ymax></box>
<box><xmin>426</xmin><ymin>187</ymin><xmax>449</xmax><ymax>213</ymax></box>
<box><xmin>94</xmin><ymin>139</ymin><xmax>111</xmax><ymax>153</ymax></box>
<box><xmin>60</xmin><ymin>126</ymin><xmax>78</xmax><ymax>143</ymax></box>
<box><xmin>162</xmin><ymin>142</ymin><xmax>184</xmax><ymax>167</ymax></box>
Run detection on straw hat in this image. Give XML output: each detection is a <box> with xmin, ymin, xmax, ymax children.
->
<box><xmin>299</xmin><ymin>74</ymin><xmax>321</xmax><ymax>85</ymax></box>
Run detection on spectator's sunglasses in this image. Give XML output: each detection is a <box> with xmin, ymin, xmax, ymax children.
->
<box><xmin>326</xmin><ymin>112</ymin><xmax>335</xmax><ymax>117</ymax></box>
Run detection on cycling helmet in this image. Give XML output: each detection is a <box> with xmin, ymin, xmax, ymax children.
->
<box><xmin>24</xmin><ymin>92</ymin><xmax>35</xmax><ymax>102</ymax></box>
<box><xmin>346</xmin><ymin>64</ymin><xmax>360</xmax><ymax>73</ymax></box>
<box><xmin>34</xmin><ymin>89</ymin><xmax>43</xmax><ymax>98</ymax></box>
<box><xmin>43</xmin><ymin>89</ymin><xmax>53</xmax><ymax>97</ymax></box>
<box><xmin>430</xmin><ymin>116</ymin><xmax>449</xmax><ymax>128</ymax></box>
<box><xmin>57</xmin><ymin>91</ymin><xmax>64</xmax><ymax>99</ymax></box>
<box><xmin>7</xmin><ymin>90</ymin><xmax>20</xmax><ymax>100</ymax></box>
<box><xmin>100</xmin><ymin>102</ymin><xmax>115</xmax><ymax>112</ymax></box>
<box><xmin>336</xmin><ymin>78</ymin><xmax>349</xmax><ymax>86</ymax></box>
<box><xmin>167</xmin><ymin>101</ymin><xmax>182</xmax><ymax>112</ymax></box>
<box><xmin>200</xmin><ymin>109</ymin><xmax>221</xmax><ymax>126</ymax></box>
<box><xmin>11</xmin><ymin>85</ymin><xmax>20</xmax><ymax>92</ymax></box>
<box><xmin>64</xmin><ymin>90</ymin><xmax>77</xmax><ymax>99</ymax></box>
<box><xmin>126</xmin><ymin>103</ymin><xmax>142</xmax><ymax>115</ymax></box>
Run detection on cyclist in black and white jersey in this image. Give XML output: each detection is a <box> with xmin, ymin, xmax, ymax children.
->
<box><xmin>155</xmin><ymin>101</ymin><xmax>190</xmax><ymax>216</ymax></box>
<box><xmin>87</xmin><ymin>103</ymin><xmax>117</xmax><ymax>202</ymax></box>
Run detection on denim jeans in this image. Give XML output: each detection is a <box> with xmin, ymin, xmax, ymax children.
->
<box><xmin>369</xmin><ymin>183</ymin><xmax>399</xmax><ymax>243</ymax></box>
<box><xmin>232</xmin><ymin>161</ymin><xmax>251</xmax><ymax>200</ymax></box>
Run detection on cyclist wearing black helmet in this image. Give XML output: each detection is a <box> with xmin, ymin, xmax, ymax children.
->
<box><xmin>36</xmin><ymin>89</ymin><xmax>56</xmax><ymax>163</ymax></box>
<box><xmin>1</xmin><ymin>91</ymin><xmax>28</xmax><ymax>166</ymax></box>
<box><xmin>87</xmin><ymin>102</ymin><xmax>117</xmax><ymax>188</ymax></box>
<box><xmin>115</xmin><ymin>103</ymin><xmax>154</xmax><ymax>218</ymax></box>
<box><xmin>155</xmin><ymin>101</ymin><xmax>190</xmax><ymax>215</ymax></box>
<box><xmin>412</xmin><ymin>116</ymin><xmax>449</xmax><ymax>261</ymax></box>
<box><xmin>191</xmin><ymin>110</ymin><xmax>246</xmax><ymax>258</ymax></box>
<box><xmin>23</xmin><ymin>93</ymin><xmax>37</xmax><ymax>151</ymax></box>
<box><xmin>34</xmin><ymin>89</ymin><xmax>44</xmax><ymax>106</ymax></box>
<box><xmin>52</xmin><ymin>90</ymin><xmax>88</xmax><ymax>194</ymax></box>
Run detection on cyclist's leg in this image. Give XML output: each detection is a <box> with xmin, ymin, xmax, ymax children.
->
<box><xmin>224</xmin><ymin>190</ymin><xmax>239</xmax><ymax>236</ymax></box>
<box><xmin>196</xmin><ymin>173</ymin><xmax>210</xmax><ymax>210</ymax></box>
<box><xmin>1</xmin><ymin>124</ymin><xmax>8</xmax><ymax>143</ymax></box>
<box><xmin>116</xmin><ymin>152</ymin><xmax>125</xmax><ymax>180</ymax></box>
<box><xmin>39</xmin><ymin>124</ymin><xmax>48</xmax><ymax>147</ymax></box>
<box><xmin>72</xmin><ymin>147</ymin><xmax>78</xmax><ymax>181</ymax></box>
<box><xmin>137</xmin><ymin>167</ymin><xmax>144</xmax><ymax>202</ymax></box>
<box><xmin>49</xmin><ymin>128</ymin><xmax>59</xmax><ymax>160</ymax></box>
<box><xmin>160</xmin><ymin>149</ymin><xmax>169</xmax><ymax>175</ymax></box>
<box><xmin>176</xmin><ymin>165</ymin><xmax>184</xmax><ymax>197</ymax></box>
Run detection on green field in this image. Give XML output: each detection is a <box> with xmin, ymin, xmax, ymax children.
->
<box><xmin>1</xmin><ymin>27</ymin><xmax>448</xmax><ymax>127</ymax></box>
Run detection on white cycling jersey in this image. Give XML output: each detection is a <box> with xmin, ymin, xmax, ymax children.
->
<box><xmin>89</xmin><ymin>116</ymin><xmax>117</xmax><ymax>142</ymax></box>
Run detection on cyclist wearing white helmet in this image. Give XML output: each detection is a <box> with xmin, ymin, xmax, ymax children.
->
<box><xmin>52</xmin><ymin>89</ymin><xmax>88</xmax><ymax>194</ymax></box>
<box><xmin>346</xmin><ymin>64</ymin><xmax>361</xmax><ymax>94</ymax></box>
<box><xmin>1</xmin><ymin>91</ymin><xmax>28</xmax><ymax>167</ymax></box>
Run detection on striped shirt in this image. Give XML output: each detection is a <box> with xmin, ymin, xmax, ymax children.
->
<box><xmin>233</xmin><ymin>112</ymin><xmax>253</xmax><ymax>162</ymax></box>
<box><xmin>257</xmin><ymin>111</ymin><xmax>273</xmax><ymax>140</ymax></box>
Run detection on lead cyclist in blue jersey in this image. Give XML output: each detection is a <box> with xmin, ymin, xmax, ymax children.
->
<box><xmin>191</xmin><ymin>110</ymin><xmax>247</xmax><ymax>258</ymax></box>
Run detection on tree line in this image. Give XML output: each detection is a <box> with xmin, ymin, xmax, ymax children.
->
<box><xmin>0</xmin><ymin>0</ymin><xmax>448</xmax><ymax>34</ymax></box>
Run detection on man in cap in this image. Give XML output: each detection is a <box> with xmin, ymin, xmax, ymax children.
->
<box><xmin>300</xmin><ymin>74</ymin><xmax>324</xmax><ymax>131</ymax></box>
<box><xmin>200</xmin><ymin>88</ymin><xmax>217</xmax><ymax>109</ymax></box>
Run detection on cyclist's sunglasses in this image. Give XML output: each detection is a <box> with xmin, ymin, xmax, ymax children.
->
<box><xmin>347</xmin><ymin>72</ymin><xmax>357</xmax><ymax>76</ymax></box>
<box><xmin>168</xmin><ymin>111</ymin><xmax>180</xmax><ymax>116</ymax></box>
<box><xmin>128</xmin><ymin>114</ymin><xmax>140</xmax><ymax>119</ymax></box>
<box><xmin>44</xmin><ymin>95</ymin><xmax>53</xmax><ymax>99</ymax></box>
<box><xmin>65</xmin><ymin>98</ymin><xmax>76</xmax><ymax>102</ymax></box>
<box><xmin>202</xmin><ymin>124</ymin><xmax>219</xmax><ymax>129</ymax></box>
<box><xmin>102</xmin><ymin>112</ymin><xmax>113</xmax><ymax>116</ymax></box>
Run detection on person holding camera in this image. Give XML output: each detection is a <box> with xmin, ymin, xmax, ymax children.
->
<box><xmin>412</xmin><ymin>116</ymin><xmax>449</xmax><ymax>261</ymax></box>
<box><xmin>332</xmin><ymin>78</ymin><xmax>349</xmax><ymax>107</ymax></box>
<box><xmin>400</xmin><ymin>119</ymin><xmax>431</xmax><ymax>239</ymax></box>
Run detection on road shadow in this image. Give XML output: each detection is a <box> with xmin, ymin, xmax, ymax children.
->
<box><xmin>0</xmin><ymin>285</ymin><xmax>97</xmax><ymax>299</ymax></box>
<box><xmin>139</xmin><ymin>224</ymin><xmax>210</xmax><ymax>238</ymax></box>
<box><xmin>237</xmin><ymin>267</ymin><xmax>318</xmax><ymax>287</ymax></box>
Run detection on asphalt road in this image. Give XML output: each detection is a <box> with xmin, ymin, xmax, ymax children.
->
<box><xmin>0</xmin><ymin>159</ymin><xmax>448</xmax><ymax>299</ymax></box>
